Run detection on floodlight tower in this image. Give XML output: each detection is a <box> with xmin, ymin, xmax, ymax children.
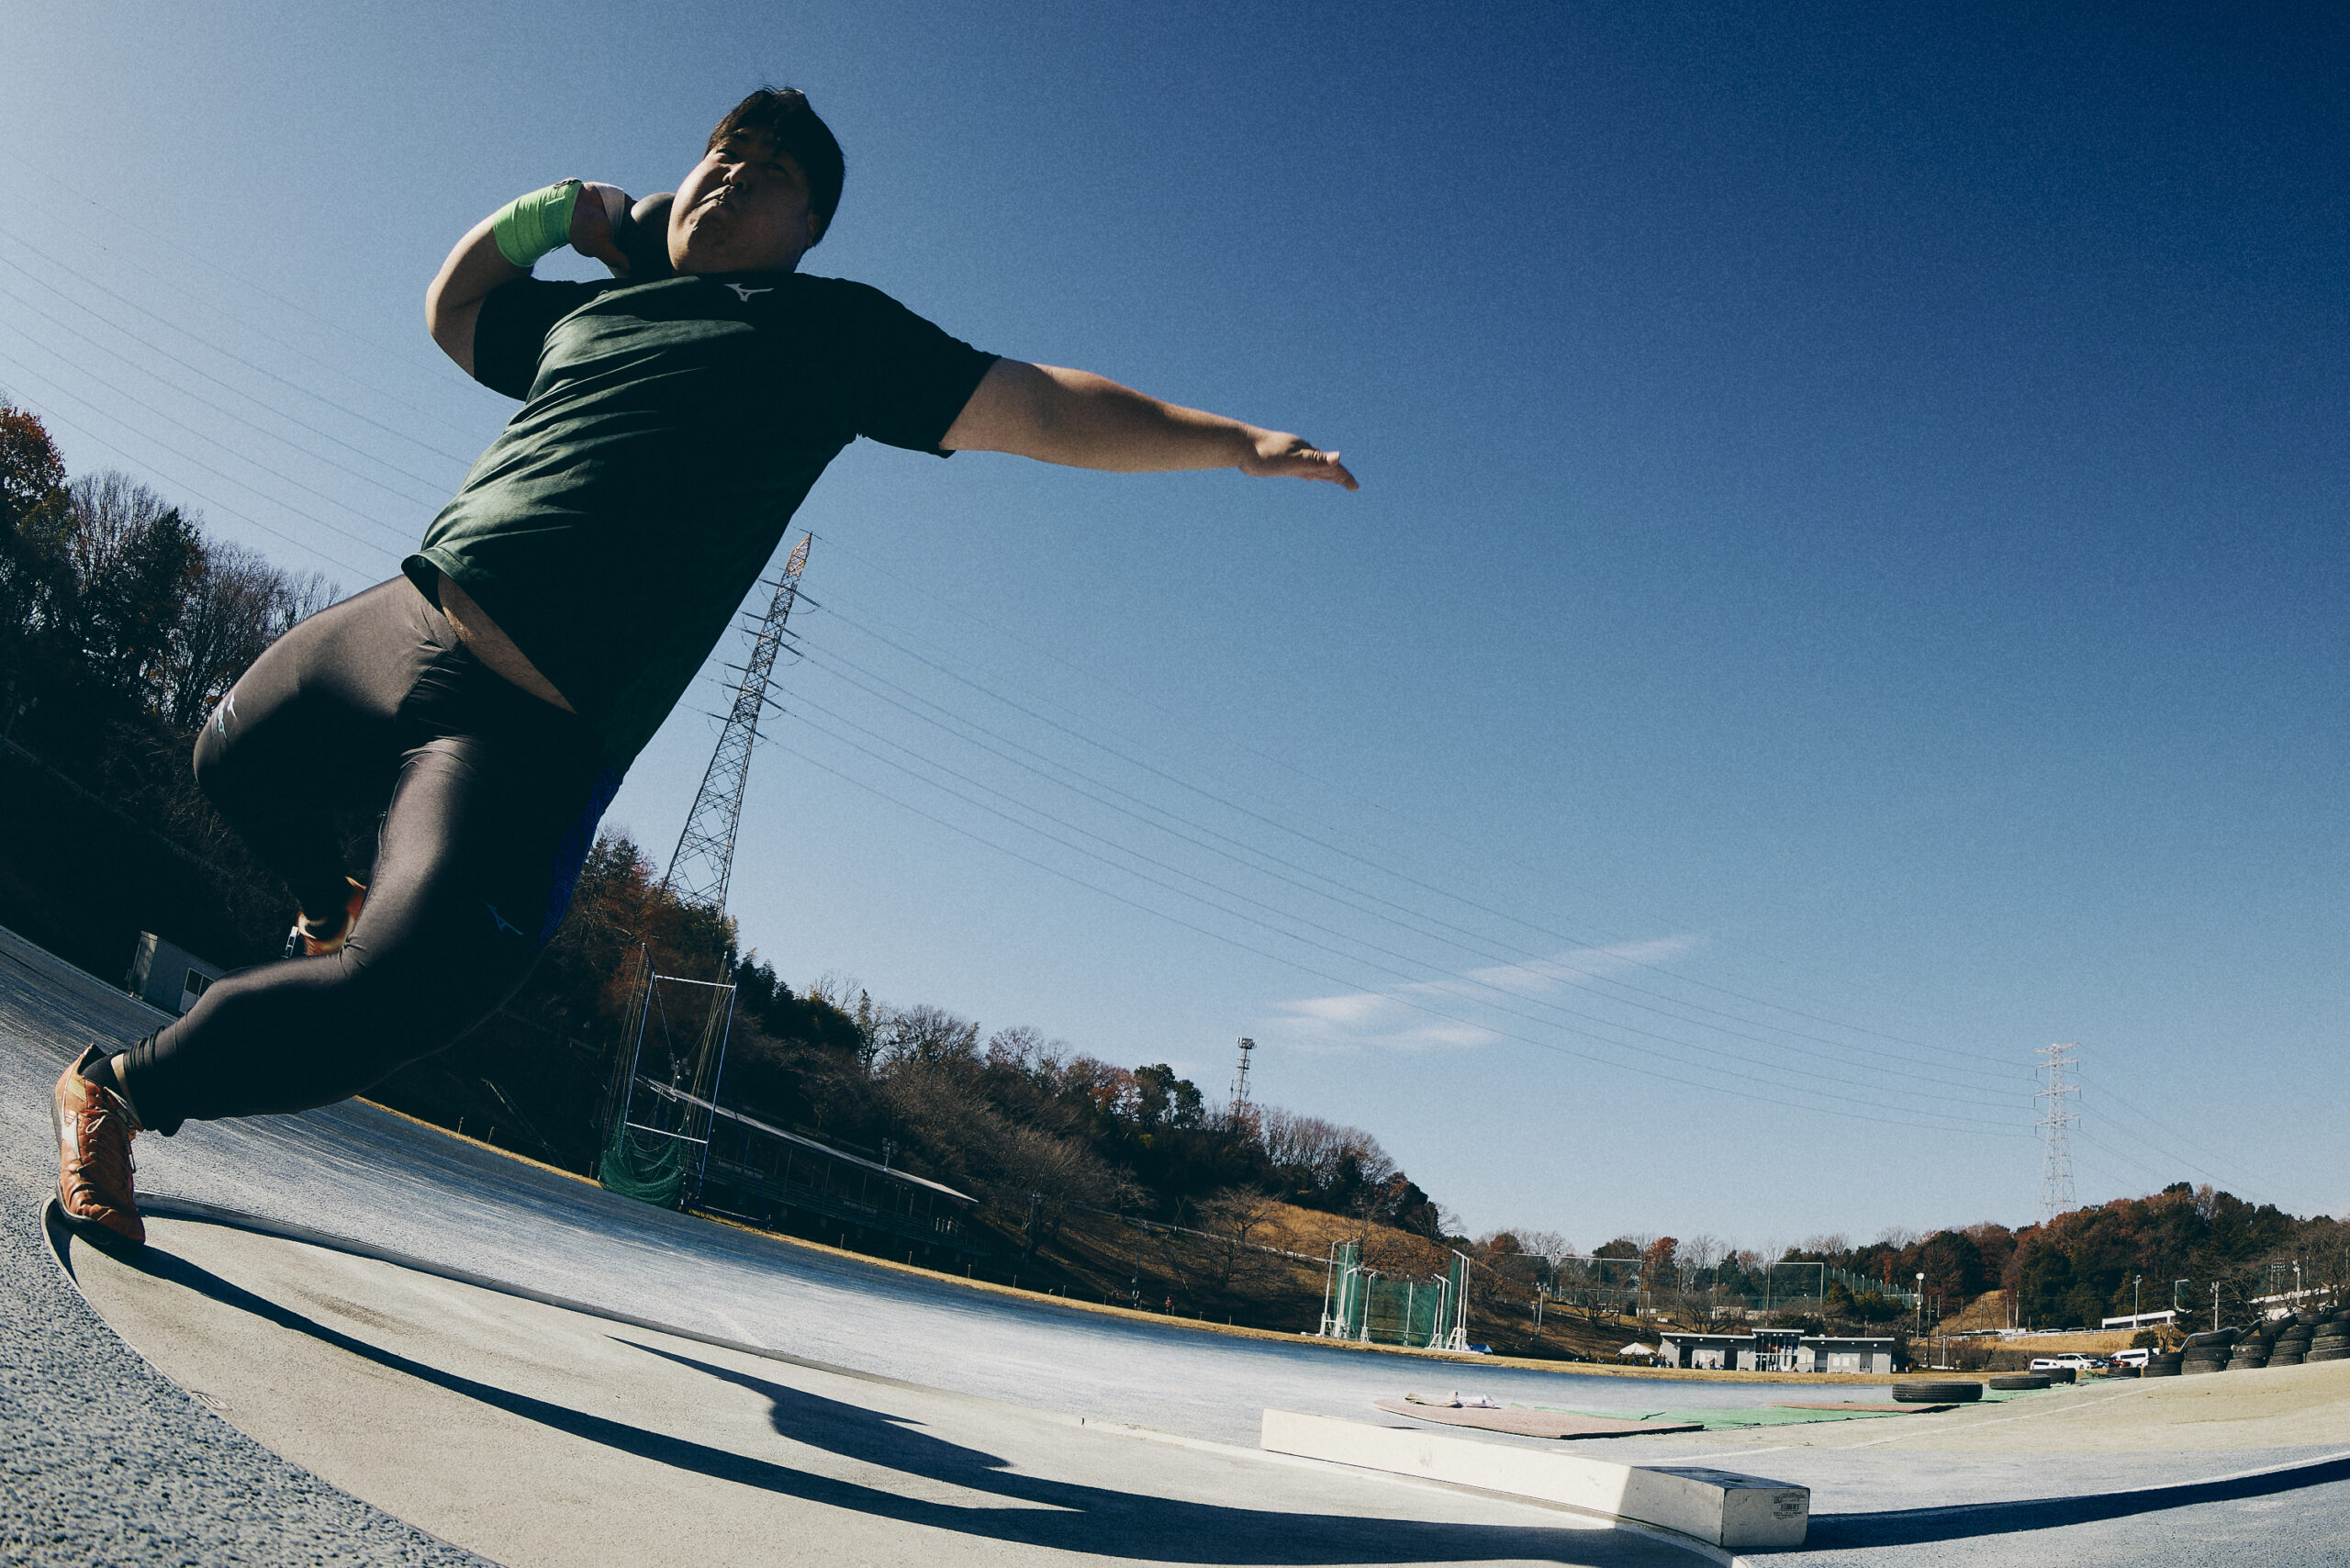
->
<box><xmin>1231</xmin><ymin>1036</ymin><xmax>1257</xmax><ymax>1112</ymax></box>
<box><xmin>2035</xmin><ymin>1042</ymin><xmax>2080</xmax><ymax>1223</ymax></box>
<box><xmin>663</xmin><ymin>534</ymin><xmax>811</xmax><ymax>913</ymax></box>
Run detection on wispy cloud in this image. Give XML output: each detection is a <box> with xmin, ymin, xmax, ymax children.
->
<box><xmin>1267</xmin><ymin>936</ymin><xmax>1704</xmax><ymax>1055</ymax></box>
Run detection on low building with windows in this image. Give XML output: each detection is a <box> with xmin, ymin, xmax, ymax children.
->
<box><xmin>126</xmin><ymin>932</ymin><xmax>223</xmax><ymax>1015</ymax></box>
<box><xmin>1655</xmin><ymin>1327</ymin><xmax>1898</xmax><ymax>1373</ymax></box>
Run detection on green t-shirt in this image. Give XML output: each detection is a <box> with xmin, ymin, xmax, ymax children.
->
<box><xmin>406</xmin><ymin>272</ymin><xmax>996</xmax><ymax>768</ymax></box>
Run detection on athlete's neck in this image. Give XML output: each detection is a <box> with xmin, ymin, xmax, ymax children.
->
<box><xmin>436</xmin><ymin>573</ymin><xmax>576</xmax><ymax>712</ymax></box>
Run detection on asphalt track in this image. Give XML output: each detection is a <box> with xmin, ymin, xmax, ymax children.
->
<box><xmin>6</xmin><ymin>922</ymin><xmax>2348</xmax><ymax>1565</ymax></box>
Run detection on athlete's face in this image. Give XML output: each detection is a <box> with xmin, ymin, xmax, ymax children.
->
<box><xmin>669</xmin><ymin>129</ymin><xmax>819</xmax><ymax>274</ymax></box>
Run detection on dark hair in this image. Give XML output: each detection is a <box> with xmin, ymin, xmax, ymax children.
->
<box><xmin>708</xmin><ymin>86</ymin><xmax>845</xmax><ymax>244</ymax></box>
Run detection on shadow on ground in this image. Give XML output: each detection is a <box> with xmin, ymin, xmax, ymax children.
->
<box><xmin>89</xmin><ymin>1232</ymin><xmax>1662</xmax><ymax>1566</ymax></box>
<box><xmin>1808</xmin><ymin>1454</ymin><xmax>2350</xmax><ymax>1550</ymax></box>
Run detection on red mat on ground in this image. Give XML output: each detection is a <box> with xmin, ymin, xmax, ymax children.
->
<box><xmin>1373</xmin><ymin>1399</ymin><xmax>1704</xmax><ymax>1438</ymax></box>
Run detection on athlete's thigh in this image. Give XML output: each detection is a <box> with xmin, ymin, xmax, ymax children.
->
<box><xmin>194</xmin><ymin>577</ymin><xmax>426</xmax><ymax>804</ymax></box>
<box><xmin>341</xmin><ymin>734</ymin><xmax>607</xmax><ymax>1024</ymax></box>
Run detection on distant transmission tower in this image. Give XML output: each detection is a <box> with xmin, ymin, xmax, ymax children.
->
<box><xmin>2035</xmin><ymin>1042</ymin><xmax>2080</xmax><ymax>1223</ymax></box>
<box><xmin>1231</xmin><ymin>1036</ymin><xmax>1256</xmax><ymax>1112</ymax></box>
<box><xmin>662</xmin><ymin>534</ymin><xmax>811</xmax><ymax>913</ymax></box>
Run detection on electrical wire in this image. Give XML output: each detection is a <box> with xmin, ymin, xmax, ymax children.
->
<box><xmin>813</xmin><ymin>589</ymin><xmax>2027</xmax><ymax>1083</ymax></box>
<box><xmin>0</xmin><ymin>277</ymin><xmax>442</xmax><ymax>533</ymax></box>
<box><xmin>780</xmin><ymin>700</ymin><xmax>2027</xmax><ymax>1131</ymax></box>
<box><xmin>791</xmin><ymin>639</ymin><xmax>2027</xmax><ymax>1100</ymax></box>
<box><xmin>0</xmin><ymin>357</ymin><xmax>396</xmax><ymax>576</ymax></box>
<box><xmin>0</xmin><ymin>150</ymin><xmax>486</xmax><ymax>440</ymax></box>
<box><xmin>0</xmin><ymin>230</ymin><xmax>480</xmax><ymax>469</ymax></box>
<box><xmin>817</xmin><ymin>538</ymin><xmax>2011</xmax><ymax>1062</ymax></box>
<box><xmin>776</xmin><ymin>725</ymin><xmax>2031</xmax><ymax>1139</ymax></box>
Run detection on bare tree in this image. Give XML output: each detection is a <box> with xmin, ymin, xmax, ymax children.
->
<box><xmin>162</xmin><ymin>543</ymin><xmax>336</xmax><ymax>729</ymax></box>
<box><xmin>1171</xmin><ymin>1188</ymin><xmax>1287</xmax><ymax>1299</ymax></box>
<box><xmin>872</xmin><ymin>1003</ymin><xmax>981</xmax><ymax>1071</ymax></box>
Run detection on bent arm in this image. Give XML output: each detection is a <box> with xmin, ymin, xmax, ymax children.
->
<box><xmin>425</xmin><ymin>182</ymin><xmax>630</xmax><ymax>375</ymax></box>
<box><xmin>939</xmin><ymin>360</ymin><xmax>1358</xmax><ymax>488</ymax></box>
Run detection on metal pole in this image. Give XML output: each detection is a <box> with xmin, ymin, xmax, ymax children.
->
<box><xmin>618</xmin><ymin>947</ymin><xmax>655</xmax><ymax>1133</ymax></box>
<box><xmin>691</xmin><ymin>982</ymin><xmax>738</xmax><ymax>1203</ymax></box>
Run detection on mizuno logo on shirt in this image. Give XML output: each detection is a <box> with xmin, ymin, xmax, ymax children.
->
<box><xmin>726</xmin><ymin>285</ymin><xmax>774</xmax><ymax>302</ymax></box>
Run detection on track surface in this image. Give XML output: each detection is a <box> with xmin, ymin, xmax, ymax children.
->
<box><xmin>8</xmin><ymin>923</ymin><xmax>2350</xmax><ymax>1565</ymax></box>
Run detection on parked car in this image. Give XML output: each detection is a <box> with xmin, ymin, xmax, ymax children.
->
<box><xmin>2112</xmin><ymin>1349</ymin><xmax>2152</xmax><ymax>1369</ymax></box>
<box><xmin>2030</xmin><ymin>1353</ymin><xmax>2108</xmax><ymax>1372</ymax></box>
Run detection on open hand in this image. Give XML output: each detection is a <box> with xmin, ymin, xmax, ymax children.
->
<box><xmin>567</xmin><ymin>182</ymin><xmax>633</xmax><ymax>274</ymax></box>
<box><xmin>1241</xmin><ymin>429</ymin><xmax>1360</xmax><ymax>490</ymax></box>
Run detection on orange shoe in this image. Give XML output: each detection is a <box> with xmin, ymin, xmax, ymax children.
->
<box><xmin>292</xmin><ymin>877</ymin><xmax>368</xmax><ymax>957</ymax></box>
<box><xmin>53</xmin><ymin>1046</ymin><xmax>144</xmax><ymax>1247</ymax></box>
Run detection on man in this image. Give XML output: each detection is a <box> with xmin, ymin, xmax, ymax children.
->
<box><xmin>54</xmin><ymin>87</ymin><xmax>1355</xmax><ymax>1245</ymax></box>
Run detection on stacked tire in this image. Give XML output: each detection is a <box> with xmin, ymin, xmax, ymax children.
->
<box><xmin>2311</xmin><ymin>1313</ymin><xmax>2350</xmax><ymax>1363</ymax></box>
<box><xmin>2183</xmin><ymin>1328</ymin><xmax>2237</xmax><ymax>1375</ymax></box>
<box><xmin>1893</xmin><ymin>1380</ymin><xmax>1984</xmax><ymax>1404</ymax></box>
<box><xmin>2271</xmin><ymin>1321</ymin><xmax>2311</xmax><ymax>1367</ymax></box>
<box><xmin>2227</xmin><ymin>1331</ymin><xmax>2269</xmax><ymax>1371</ymax></box>
<box><xmin>1987</xmin><ymin>1373</ymin><xmax>2052</xmax><ymax>1391</ymax></box>
<box><xmin>2144</xmin><ymin>1351</ymin><xmax>2184</xmax><ymax>1378</ymax></box>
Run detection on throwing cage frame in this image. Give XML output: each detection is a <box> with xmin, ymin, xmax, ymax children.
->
<box><xmin>595</xmin><ymin>944</ymin><xmax>739</xmax><ymax>1207</ymax></box>
<box><xmin>1318</xmin><ymin>1241</ymin><xmax>1472</xmax><ymax>1351</ymax></box>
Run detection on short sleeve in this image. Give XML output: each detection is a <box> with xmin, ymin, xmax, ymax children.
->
<box><xmin>471</xmin><ymin>277</ymin><xmax>603</xmax><ymax>400</ymax></box>
<box><xmin>827</xmin><ymin>282</ymin><xmax>999</xmax><ymax>455</ymax></box>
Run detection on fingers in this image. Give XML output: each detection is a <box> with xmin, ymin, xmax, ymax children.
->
<box><xmin>1259</xmin><ymin>446</ymin><xmax>1360</xmax><ymax>489</ymax></box>
<box><xmin>1308</xmin><ymin>450</ymin><xmax>1360</xmax><ymax>490</ymax></box>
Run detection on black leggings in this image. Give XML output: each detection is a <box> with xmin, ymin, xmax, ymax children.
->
<box><xmin>123</xmin><ymin>577</ymin><xmax>619</xmax><ymax>1134</ymax></box>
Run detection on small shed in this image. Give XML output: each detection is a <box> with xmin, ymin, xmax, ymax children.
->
<box><xmin>1799</xmin><ymin>1336</ymin><xmax>1897</xmax><ymax>1374</ymax></box>
<box><xmin>126</xmin><ymin>932</ymin><xmax>223</xmax><ymax>1015</ymax></box>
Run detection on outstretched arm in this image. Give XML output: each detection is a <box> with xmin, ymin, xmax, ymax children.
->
<box><xmin>425</xmin><ymin>181</ymin><xmax>632</xmax><ymax>375</ymax></box>
<box><xmin>939</xmin><ymin>360</ymin><xmax>1358</xmax><ymax>489</ymax></box>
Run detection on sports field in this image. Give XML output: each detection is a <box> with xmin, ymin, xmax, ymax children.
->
<box><xmin>7</xmin><ymin>924</ymin><xmax>2346</xmax><ymax>1567</ymax></box>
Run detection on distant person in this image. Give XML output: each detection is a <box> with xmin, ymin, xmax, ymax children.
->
<box><xmin>53</xmin><ymin>87</ymin><xmax>1355</xmax><ymax>1245</ymax></box>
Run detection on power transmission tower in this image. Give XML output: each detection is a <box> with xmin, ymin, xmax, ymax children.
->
<box><xmin>2035</xmin><ymin>1042</ymin><xmax>2080</xmax><ymax>1223</ymax></box>
<box><xmin>1231</xmin><ymin>1036</ymin><xmax>1256</xmax><ymax>1111</ymax></box>
<box><xmin>662</xmin><ymin>534</ymin><xmax>811</xmax><ymax>913</ymax></box>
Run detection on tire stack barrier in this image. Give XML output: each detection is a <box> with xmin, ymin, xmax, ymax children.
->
<box><xmin>2144</xmin><ymin>1351</ymin><xmax>2184</xmax><ymax>1378</ymax></box>
<box><xmin>2271</xmin><ymin>1320</ymin><xmax>2312</xmax><ymax>1367</ymax></box>
<box><xmin>1986</xmin><ymin>1373</ymin><xmax>2052</xmax><ymax>1391</ymax></box>
<box><xmin>2227</xmin><ymin>1329</ymin><xmax>2270</xmax><ymax>1371</ymax></box>
<box><xmin>1892</xmin><ymin>1380</ymin><xmax>1983</xmax><ymax>1404</ymax></box>
<box><xmin>2182</xmin><ymin>1327</ymin><xmax>2238</xmax><ymax>1375</ymax></box>
<box><xmin>2311</xmin><ymin>1306</ymin><xmax>2350</xmax><ymax>1362</ymax></box>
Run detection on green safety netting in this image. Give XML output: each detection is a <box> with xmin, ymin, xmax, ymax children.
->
<box><xmin>1523</xmin><ymin>1384</ymin><xmax>2046</xmax><ymax>1430</ymax></box>
<box><xmin>1326</xmin><ymin>1242</ymin><xmax>1461</xmax><ymax>1349</ymax></box>
<box><xmin>599</xmin><ymin>1123</ymin><xmax>688</xmax><ymax>1206</ymax></box>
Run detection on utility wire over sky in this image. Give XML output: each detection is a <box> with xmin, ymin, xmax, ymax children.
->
<box><xmin>1</xmin><ymin>4</ymin><xmax>2340</xmax><ymax>1238</ymax></box>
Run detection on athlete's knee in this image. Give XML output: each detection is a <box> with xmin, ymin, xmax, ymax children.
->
<box><xmin>190</xmin><ymin>687</ymin><xmax>257</xmax><ymax>805</ymax></box>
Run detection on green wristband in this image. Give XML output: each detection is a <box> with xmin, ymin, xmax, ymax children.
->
<box><xmin>492</xmin><ymin>179</ymin><xmax>582</xmax><ymax>268</ymax></box>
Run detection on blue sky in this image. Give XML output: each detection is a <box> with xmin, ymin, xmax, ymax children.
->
<box><xmin>2</xmin><ymin>2</ymin><xmax>2342</xmax><ymax>1249</ymax></box>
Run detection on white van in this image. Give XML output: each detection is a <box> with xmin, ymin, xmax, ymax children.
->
<box><xmin>2112</xmin><ymin>1348</ymin><xmax>2151</xmax><ymax>1369</ymax></box>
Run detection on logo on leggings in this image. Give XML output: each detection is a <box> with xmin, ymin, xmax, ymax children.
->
<box><xmin>212</xmin><ymin>693</ymin><xmax>236</xmax><ymax>736</ymax></box>
<box><xmin>725</xmin><ymin>284</ymin><xmax>773</xmax><ymax>302</ymax></box>
<box><xmin>483</xmin><ymin>902</ymin><xmax>523</xmax><ymax>937</ymax></box>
